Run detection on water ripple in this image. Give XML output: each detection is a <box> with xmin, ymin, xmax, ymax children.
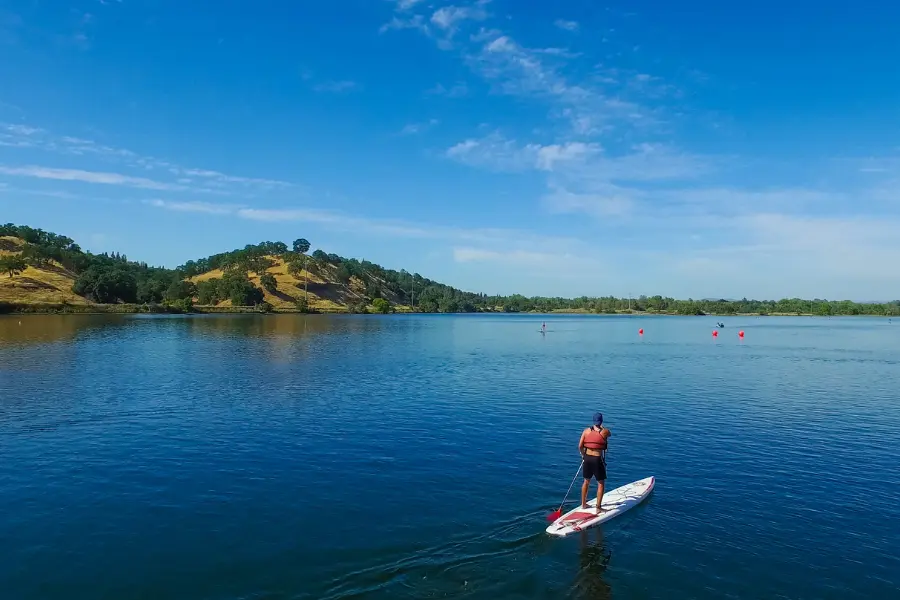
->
<box><xmin>1</xmin><ymin>314</ymin><xmax>898</xmax><ymax>599</ymax></box>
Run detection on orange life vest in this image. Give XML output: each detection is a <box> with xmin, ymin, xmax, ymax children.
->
<box><xmin>583</xmin><ymin>427</ymin><xmax>608</xmax><ymax>451</ymax></box>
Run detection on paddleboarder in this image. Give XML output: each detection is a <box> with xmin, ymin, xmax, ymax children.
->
<box><xmin>578</xmin><ymin>412</ymin><xmax>610</xmax><ymax>511</ymax></box>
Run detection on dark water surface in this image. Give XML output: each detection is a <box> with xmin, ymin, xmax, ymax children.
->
<box><xmin>1</xmin><ymin>314</ymin><xmax>898</xmax><ymax>599</ymax></box>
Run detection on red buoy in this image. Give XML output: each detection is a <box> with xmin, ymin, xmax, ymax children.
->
<box><xmin>712</xmin><ymin>330</ymin><xmax>718</xmax><ymax>337</ymax></box>
<box><xmin>739</xmin><ymin>330</ymin><xmax>745</xmax><ymax>338</ymax></box>
<box><xmin>639</xmin><ymin>328</ymin><xmax>644</xmax><ymax>335</ymax></box>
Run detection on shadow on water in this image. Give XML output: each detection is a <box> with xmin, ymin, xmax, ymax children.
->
<box><xmin>0</xmin><ymin>314</ymin><xmax>130</xmax><ymax>347</ymax></box>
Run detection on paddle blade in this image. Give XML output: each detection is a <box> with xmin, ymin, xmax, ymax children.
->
<box><xmin>546</xmin><ymin>509</ymin><xmax>562</xmax><ymax>522</ymax></box>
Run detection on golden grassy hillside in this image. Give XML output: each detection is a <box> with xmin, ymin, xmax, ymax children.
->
<box><xmin>1</xmin><ymin>232</ymin><xmax>407</xmax><ymax>312</ymax></box>
<box><xmin>0</xmin><ymin>236</ymin><xmax>87</xmax><ymax>305</ymax></box>
<box><xmin>189</xmin><ymin>255</ymin><xmax>408</xmax><ymax>312</ymax></box>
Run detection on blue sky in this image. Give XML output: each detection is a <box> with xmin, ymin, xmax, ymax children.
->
<box><xmin>1</xmin><ymin>0</ymin><xmax>898</xmax><ymax>300</ymax></box>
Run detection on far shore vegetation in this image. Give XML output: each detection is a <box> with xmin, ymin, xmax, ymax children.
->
<box><xmin>1</xmin><ymin>223</ymin><xmax>898</xmax><ymax>317</ymax></box>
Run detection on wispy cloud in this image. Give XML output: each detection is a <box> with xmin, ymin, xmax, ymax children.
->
<box><xmin>379</xmin><ymin>14</ymin><xmax>430</xmax><ymax>35</ymax></box>
<box><xmin>543</xmin><ymin>186</ymin><xmax>633</xmax><ymax>218</ymax></box>
<box><xmin>431</xmin><ymin>4</ymin><xmax>489</xmax><ymax>32</ymax></box>
<box><xmin>0</xmin><ymin>121</ymin><xmax>293</xmax><ymax>194</ymax></box>
<box><xmin>399</xmin><ymin>119</ymin><xmax>439</xmax><ymax>135</ymax></box>
<box><xmin>554</xmin><ymin>19</ymin><xmax>579</xmax><ymax>32</ymax></box>
<box><xmin>395</xmin><ymin>0</ymin><xmax>425</xmax><ymax>10</ymax></box>
<box><xmin>4</xmin><ymin>124</ymin><xmax>42</xmax><ymax>136</ymax></box>
<box><xmin>312</xmin><ymin>80</ymin><xmax>360</xmax><ymax>93</ymax></box>
<box><xmin>144</xmin><ymin>199</ymin><xmax>239</xmax><ymax>215</ymax></box>
<box><xmin>173</xmin><ymin>168</ymin><xmax>290</xmax><ymax>189</ymax></box>
<box><xmin>380</xmin><ymin>5</ymin><xmax>664</xmax><ymax>137</ymax></box>
<box><xmin>148</xmin><ymin>196</ymin><xmax>595</xmax><ymax>257</ymax></box>
<box><xmin>425</xmin><ymin>82</ymin><xmax>469</xmax><ymax>98</ymax></box>
<box><xmin>0</xmin><ymin>165</ymin><xmax>191</xmax><ymax>192</ymax></box>
<box><xmin>446</xmin><ymin>131</ymin><xmax>601</xmax><ymax>172</ymax></box>
<box><xmin>381</xmin><ymin>1</ymin><xmax>491</xmax><ymax>49</ymax></box>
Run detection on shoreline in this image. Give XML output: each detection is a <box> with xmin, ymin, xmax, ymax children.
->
<box><xmin>0</xmin><ymin>301</ymin><xmax>887</xmax><ymax>318</ymax></box>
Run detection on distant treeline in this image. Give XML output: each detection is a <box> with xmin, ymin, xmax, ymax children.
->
<box><xmin>2</xmin><ymin>223</ymin><xmax>898</xmax><ymax>315</ymax></box>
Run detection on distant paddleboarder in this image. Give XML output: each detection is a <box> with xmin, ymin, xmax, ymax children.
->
<box><xmin>541</xmin><ymin>322</ymin><xmax>547</xmax><ymax>333</ymax></box>
<box><xmin>578</xmin><ymin>413</ymin><xmax>611</xmax><ymax>511</ymax></box>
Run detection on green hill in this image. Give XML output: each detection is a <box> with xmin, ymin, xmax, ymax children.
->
<box><xmin>0</xmin><ymin>223</ymin><xmax>476</xmax><ymax>314</ymax></box>
<box><xmin>1</xmin><ymin>223</ymin><xmax>898</xmax><ymax>316</ymax></box>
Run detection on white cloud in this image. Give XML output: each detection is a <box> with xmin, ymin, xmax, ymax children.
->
<box><xmin>554</xmin><ymin>19</ymin><xmax>579</xmax><ymax>32</ymax></box>
<box><xmin>431</xmin><ymin>5</ymin><xmax>488</xmax><ymax>31</ymax></box>
<box><xmin>484</xmin><ymin>35</ymin><xmax>515</xmax><ymax>53</ymax></box>
<box><xmin>147</xmin><ymin>197</ymin><xmax>593</xmax><ymax>257</ymax></box>
<box><xmin>425</xmin><ymin>82</ymin><xmax>469</xmax><ymax>97</ymax></box>
<box><xmin>0</xmin><ymin>165</ymin><xmax>190</xmax><ymax>192</ymax></box>
<box><xmin>381</xmin><ymin>1</ymin><xmax>491</xmax><ymax>48</ymax></box>
<box><xmin>396</xmin><ymin>0</ymin><xmax>425</xmax><ymax>9</ymax></box>
<box><xmin>144</xmin><ymin>199</ymin><xmax>237</xmax><ymax>215</ymax></box>
<box><xmin>543</xmin><ymin>187</ymin><xmax>633</xmax><ymax>218</ymax></box>
<box><xmin>0</xmin><ymin>121</ymin><xmax>293</xmax><ymax>194</ymax></box>
<box><xmin>3</xmin><ymin>124</ymin><xmax>43</xmax><ymax>136</ymax></box>
<box><xmin>174</xmin><ymin>168</ymin><xmax>290</xmax><ymax>189</ymax></box>
<box><xmin>399</xmin><ymin>119</ymin><xmax>439</xmax><ymax>135</ymax></box>
<box><xmin>379</xmin><ymin>14</ymin><xmax>429</xmax><ymax>35</ymax></box>
<box><xmin>446</xmin><ymin>132</ymin><xmax>601</xmax><ymax>172</ymax></box>
<box><xmin>464</xmin><ymin>32</ymin><xmax>648</xmax><ymax>136</ymax></box>
<box><xmin>380</xmin><ymin>8</ymin><xmax>663</xmax><ymax>136</ymax></box>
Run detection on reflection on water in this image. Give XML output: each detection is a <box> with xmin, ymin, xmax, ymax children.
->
<box><xmin>571</xmin><ymin>528</ymin><xmax>613</xmax><ymax>600</ymax></box>
<box><xmin>0</xmin><ymin>313</ymin><xmax>396</xmax><ymax>348</ymax></box>
<box><xmin>2</xmin><ymin>314</ymin><xmax>898</xmax><ymax>599</ymax></box>
<box><xmin>184</xmin><ymin>313</ymin><xmax>395</xmax><ymax>339</ymax></box>
<box><xmin>0</xmin><ymin>314</ymin><xmax>130</xmax><ymax>347</ymax></box>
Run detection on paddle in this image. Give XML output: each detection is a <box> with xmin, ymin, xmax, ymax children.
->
<box><xmin>547</xmin><ymin>459</ymin><xmax>584</xmax><ymax>522</ymax></box>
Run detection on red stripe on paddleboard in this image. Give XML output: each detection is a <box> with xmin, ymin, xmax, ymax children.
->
<box><xmin>564</xmin><ymin>511</ymin><xmax>596</xmax><ymax>520</ymax></box>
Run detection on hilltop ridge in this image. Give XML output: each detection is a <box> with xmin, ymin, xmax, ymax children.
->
<box><xmin>0</xmin><ymin>223</ymin><xmax>480</xmax><ymax>314</ymax></box>
<box><xmin>1</xmin><ymin>223</ymin><xmax>898</xmax><ymax>316</ymax></box>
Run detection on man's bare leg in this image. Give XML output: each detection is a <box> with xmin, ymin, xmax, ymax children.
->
<box><xmin>596</xmin><ymin>480</ymin><xmax>606</xmax><ymax>512</ymax></box>
<box><xmin>581</xmin><ymin>479</ymin><xmax>590</xmax><ymax>508</ymax></box>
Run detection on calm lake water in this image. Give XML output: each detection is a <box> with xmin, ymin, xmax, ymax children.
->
<box><xmin>1</xmin><ymin>313</ymin><xmax>898</xmax><ymax>599</ymax></box>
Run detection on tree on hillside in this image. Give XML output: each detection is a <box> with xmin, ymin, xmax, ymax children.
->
<box><xmin>292</xmin><ymin>238</ymin><xmax>311</xmax><ymax>303</ymax></box>
<box><xmin>372</xmin><ymin>297</ymin><xmax>391</xmax><ymax>314</ymax></box>
<box><xmin>196</xmin><ymin>279</ymin><xmax>220</xmax><ymax>305</ymax></box>
<box><xmin>248</xmin><ymin>256</ymin><xmax>274</xmax><ymax>276</ymax></box>
<box><xmin>73</xmin><ymin>266</ymin><xmax>138</xmax><ymax>303</ymax></box>
<box><xmin>137</xmin><ymin>278</ymin><xmax>168</xmax><ymax>304</ymax></box>
<box><xmin>220</xmin><ymin>271</ymin><xmax>265</xmax><ymax>306</ymax></box>
<box><xmin>165</xmin><ymin>279</ymin><xmax>196</xmax><ymax>302</ymax></box>
<box><xmin>20</xmin><ymin>244</ymin><xmax>53</xmax><ymax>268</ymax></box>
<box><xmin>260</xmin><ymin>272</ymin><xmax>277</xmax><ymax>293</ymax></box>
<box><xmin>0</xmin><ymin>255</ymin><xmax>27</xmax><ymax>278</ymax></box>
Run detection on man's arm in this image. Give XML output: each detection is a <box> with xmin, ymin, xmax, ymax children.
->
<box><xmin>578</xmin><ymin>429</ymin><xmax>586</xmax><ymax>454</ymax></box>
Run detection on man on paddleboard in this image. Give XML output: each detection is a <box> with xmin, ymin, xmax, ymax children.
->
<box><xmin>578</xmin><ymin>412</ymin><xmax>610</xmax><ymax>510</ymax></box>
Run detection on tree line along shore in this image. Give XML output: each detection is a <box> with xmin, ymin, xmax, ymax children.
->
<box><xmin>1</xmin><ymin>223</ymin><xmax>898</xmax><ymax>317</ymax></box>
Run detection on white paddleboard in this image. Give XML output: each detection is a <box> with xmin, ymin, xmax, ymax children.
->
<box><xmin>545</xmin><ymin>476</ymin><xmax>655</xmax><ymax>537</ymax></box>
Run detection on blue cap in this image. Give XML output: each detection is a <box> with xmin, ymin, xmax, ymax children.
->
<box><xmin>593</xmin><ymin>412</ymin><xmax>603</xmax><ymax>426</ymax></box>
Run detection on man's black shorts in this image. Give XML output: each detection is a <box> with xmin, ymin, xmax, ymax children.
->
<box><xmin>583</xmin><ymin>454</ymin><xmax>606</xmax><ymax>481</ymax></box>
